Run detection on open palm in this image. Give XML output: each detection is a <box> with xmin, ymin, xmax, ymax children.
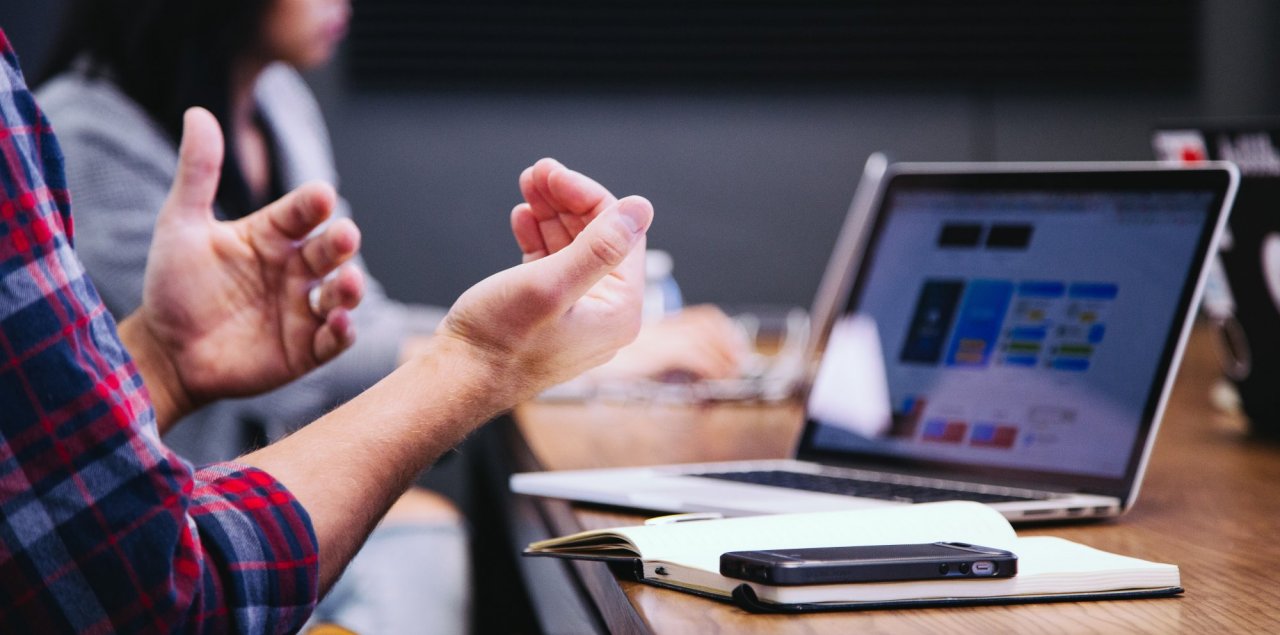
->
<box><xmin>136</xmin><ymin>108</ymin><xmax>364</xmax><ymax>408</ymax></box>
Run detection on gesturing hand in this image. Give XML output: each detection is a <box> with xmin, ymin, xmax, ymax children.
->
<box><xmin>435</xmin><ymin>159</ymin><xmax>652</xmax><ymax>404</ymax></box>
<box><xmin>121</xmin><ymin>108</ymin><xmax>365</xmax><ymax>427</ymax></box>
<box><xmin>511</xmin><ymin>158</ymin><xmax>750</xmax><ymax>384</ymax></box>
<box><xmin>510</xmin><ymin>158</ymin><xmax>617</xmax><ymax>263</ymax></box>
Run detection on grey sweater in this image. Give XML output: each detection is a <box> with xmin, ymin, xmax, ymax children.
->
<box><xmin>38</xmin><ymin>64</ymin><xmax>445</xmax><ymax>464</ymax></box>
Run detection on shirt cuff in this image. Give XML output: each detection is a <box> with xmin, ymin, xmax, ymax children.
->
<box><xmin>190</xmin><ymin>462</ymin><xmax>320</xmax><ymax>633</ymax></box>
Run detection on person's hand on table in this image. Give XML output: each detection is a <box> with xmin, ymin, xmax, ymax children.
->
<box><xmin>119</xmin><ymin>107</ymin><xmax>365</xmax><ymax>429</ymax></box>
<box><xmin>589</xmin><ymin>304</ymin><xmax>751</xmax><ymax>382</ymax></box>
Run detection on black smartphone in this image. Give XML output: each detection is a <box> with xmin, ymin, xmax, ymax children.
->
<box><xmin>719</xmin><ymin>542</ymin><xmax>1017</xmax><ymax>585</ymax></box>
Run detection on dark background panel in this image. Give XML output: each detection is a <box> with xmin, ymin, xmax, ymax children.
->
<box><xmin>3</xmin><ymin>1</ymin><xmax>1279</xmax><ymax>310</ymax></box>
<box><xmin>345</xmin><ymin>0</ymin><xmax>1196</xmax><ymax>88</ymax></box>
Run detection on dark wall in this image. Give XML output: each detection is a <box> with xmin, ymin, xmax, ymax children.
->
<box><xmin>0</xmin><ymin>3</ymin><xmax>60</xmax><ymax>73</ymax></box>
<box><xmin>321</xmin><ymin>86</ymin><xmax>1205</xmax><ymax>310</ymax></box>
<box><xmin>4</xmin><ymin>2</ymin><xmax>1278</xmax><ymax>309</ymax></box>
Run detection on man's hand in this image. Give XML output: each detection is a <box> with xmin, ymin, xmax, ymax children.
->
<box><xmin>119</xmin><ymin>108</ymin><xmax>365</xmax><ymax>429</ymax></box>
<box><xmin>435</xmin><ymin>160</ymin><xmax>652</xmax><ymax>403</ymax></box>
<box><xmin>511</xmin><ymin>158</ymin><xmax>749</xmax><ymax>384</ymax></box>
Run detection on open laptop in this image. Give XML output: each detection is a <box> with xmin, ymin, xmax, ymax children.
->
<box><xmin>512</xmin><ymin>159</ymin><xmax>1239</xmax><ymax>522</ymax></box>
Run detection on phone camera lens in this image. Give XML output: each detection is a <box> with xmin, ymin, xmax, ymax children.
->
<box><xmin>938</xmin><ymin>563</ymin><xmax>950</xmax><ymax>575</ymax></box>
<box><xmin>959</xmin><ymin>562</ymin><xmax>972</xmax><ymax>575</ymax></box>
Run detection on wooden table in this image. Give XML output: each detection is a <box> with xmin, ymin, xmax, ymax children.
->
<box><xmin>505</xmin><ymin>326</ymin><xmax>1280</xmax><ymax>634</ymax></box>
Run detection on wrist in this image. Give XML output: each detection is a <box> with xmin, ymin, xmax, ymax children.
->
<box><xmin>117</xmin><ymin>311</ymin><xmax>197</xmax><ymax>431</ymax></box>
<box><xmin>416</xmin><ymin>332</ymin><xmax>530</xmax><ymax>417</ymax></box>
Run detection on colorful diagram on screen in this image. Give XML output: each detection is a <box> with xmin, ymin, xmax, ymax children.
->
<box><xmin>900</xmin><ymin>278</ymin><xmax>1118</xmax><ymax>373</ymax></box>
<box><xmin>1044</xmin><ymin>283</ymin><xmax>1117</xmax><ymax>372</ymax></box>
<box><xmin>910</xmin><ymin>412</ymin><xmax>1020</xmax><ymax>450</ymax></box>
<box><xmin>998</xmin><ymin>281</ymin><xmax>1063</xmax><ymax>368</ymax></box>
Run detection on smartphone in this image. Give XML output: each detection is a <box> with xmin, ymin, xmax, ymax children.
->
<box><xmin>719</xmin><ymin>542</ymin><xmax>1017</xmax><ymax>585</ymax></box>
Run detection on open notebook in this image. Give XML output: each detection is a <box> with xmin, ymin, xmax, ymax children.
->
<box><xmin>513</xmin><ymin>160</ymin><xmax>1239</xmax><ymax>522</ymax></box>
<box><xmin>525</xmin><ymin>502</ymin><xmax>1180</xmax><ymax>612</ymax></box>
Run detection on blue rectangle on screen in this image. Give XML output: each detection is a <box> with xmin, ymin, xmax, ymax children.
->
<box><xmin>1069</xmin><ymin>283</ymin><xmax>1119</xmax><ymax>299</ymax></box>
<box><xmin>1017</xmin><ymin>281</ymin><xmax>1065</xmax><ymax>297</ymax></box>
<box><xmin>1003</xmin><ymin>356</ymin><xmax>1038</xmax><ymax>367</ymax></box>
<box><xmin>1009</xmin><ymin>326</ymin><xmax>1048</xmax><ymax>341</ymax></box>
<box><xmin>944</xmin><ymin>280</ymin><xmax>1014</xmax><ymax>367</ymax></box>
<box><xmin>1089</xmin><ymin>324</ymin><xmax>1106</xmax><ymax>343</ymax></box>
<box><xmin>1052</xmin><ymin>358</ymin><xmax>1091</xmax><ymax>371</ymax></box>
<box><xmin>923</xmin><ymin>419</ymin><xmax>948</xmax><ymax>439</ymax></box>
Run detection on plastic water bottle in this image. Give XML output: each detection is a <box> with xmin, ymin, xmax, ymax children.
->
<box><xmin>644</xmin><ymin>249</ymin><xmax>683</xmax><ymax>321</ymax></box>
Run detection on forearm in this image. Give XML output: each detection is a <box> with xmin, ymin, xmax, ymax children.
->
<box><xmin>238</xmin><ymin>335</ymin><xmax>509</xmax><ymax>591</ymax></box>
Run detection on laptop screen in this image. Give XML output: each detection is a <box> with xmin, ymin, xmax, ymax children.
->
<box><xmin>799</xmin><ymin>167</ymin><xmax>1233</xmax><ymax>496</ymax></box>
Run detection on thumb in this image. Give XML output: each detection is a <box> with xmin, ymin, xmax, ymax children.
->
<box><xmin>533</xmin><ymin>195</ymin><xmax>653</xmax><ymax>307</ymax></box>
<box><xmin>161</xmin><ymin>107</ymin><xmax>224</xmax><ymax>222</ymax></box>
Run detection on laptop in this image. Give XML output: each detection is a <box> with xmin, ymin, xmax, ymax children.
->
<box><xmin>512</xmin><ymin>159</ymin><xmax>1239</xmax><ymax>522</ymax></box>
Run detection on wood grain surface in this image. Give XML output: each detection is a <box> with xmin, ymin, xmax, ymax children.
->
<box><xmin>513</xmin><ymin>326</ymin><xmax>1280</xmax><ymax>633</ymax></box>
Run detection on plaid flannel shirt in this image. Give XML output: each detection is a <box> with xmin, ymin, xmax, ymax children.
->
<box><xmin>0</xmin><ymin>29</ymin><xmax>318</xmax><ymax>633</ymax></box>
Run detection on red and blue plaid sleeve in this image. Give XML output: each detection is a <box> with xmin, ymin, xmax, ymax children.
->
<box><xmin>0</xmin><ymin>29</ymin><xmax>318</xmax><ymax>633</ymax></box>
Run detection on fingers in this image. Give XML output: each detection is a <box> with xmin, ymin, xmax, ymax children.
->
<box><xmin>256</xmin><ymin>182</ymin><xmax>339</xmax><ymax>242</ymax></box>
<box><xmin>518</xmin><ymin>158</ymin><xmax>619</xmax><ymax>256</ymax></box>
<box><xmin>546</xmin><ymin>163</ymin><xmax>614</xmax><ymax>218</ymax></box>
<box><xmin>510</xmin><ymin>203</ymin><xmax>547</xmax><ymax>263</ymax></box>
<box><xmin>518</xmin><ymin>164</ymin><xmax>553</xmax><ymax>220</ymax></box>
<box><xmin>535</xmin><ymin>214</ymin><xmax>574</xmax><ymax>257</ymax></box>
<box><xmin>521</xmin><ymin>158</ymin><xmax>615</xmax><ymax>220</ymax></box>
<box><xmin>519</xmin><ymin>161</ymin><xmax>573</xmax><ymax>253</ymax></box>
<box><xmin>239</xmin><ymin>181</ymin><xmax>355</xmax><ymax>278</ymax></box>
<box><xmin>313</xmin><ymin>307</ymin><xmax>356</xmax><ymax>364</ymax></box>
<box><xmin>310</xmin><ymin>267</ymin><xmax>363</xmax><ymax>364</ymax></box>
<box><xmin>300</xmin><ymin>216</ymin><xmax>361</xmax><ymax>278</ymax></box>
<box><xmin>674</xmin><ymin>347</ymin><xmax>738</xmax><ymax>380</ymax></box>
<box><xmin>531</xmin><ymin>196</ymin><xmax>653</xmax><ymax>309</ymax></box>
<box><xmin>520</xmin><ymin>159</ymin><xmax>573</xmax><ymax>221</ymax></box>
<box><xmin>646</xmin><ymin>306</ymin><xmax>751</xmax><ymax>380</ymax></box>
<box><xmin>161</xmin><ymin>108</ymin><xmax>224</xmax><ymax>222</ymax></box>
<box><xmin>671</xmin><ymin>337</ymin><xmax>744</xmax><ymax>380</ymax></box>
<box><xmin>311</xmin><ymin>264</ymin><xmax>365</xmax><ymax>317</ymax></box>
<box><xmin>680</xmin><ymin>305</ymin><xmax>754</xmax><ymax>364</ymax></box>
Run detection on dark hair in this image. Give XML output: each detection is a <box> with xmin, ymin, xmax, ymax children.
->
<box><xmin>39</xmin><ymin>0</ymin><xmax>273</xmax><ymax>219</ymax></box>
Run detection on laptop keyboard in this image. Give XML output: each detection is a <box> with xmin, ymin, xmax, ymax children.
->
<box><xmin>693</xmin><ymin>470</ymin><xmax>1044</xmax><ymax>504</ymax></box>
